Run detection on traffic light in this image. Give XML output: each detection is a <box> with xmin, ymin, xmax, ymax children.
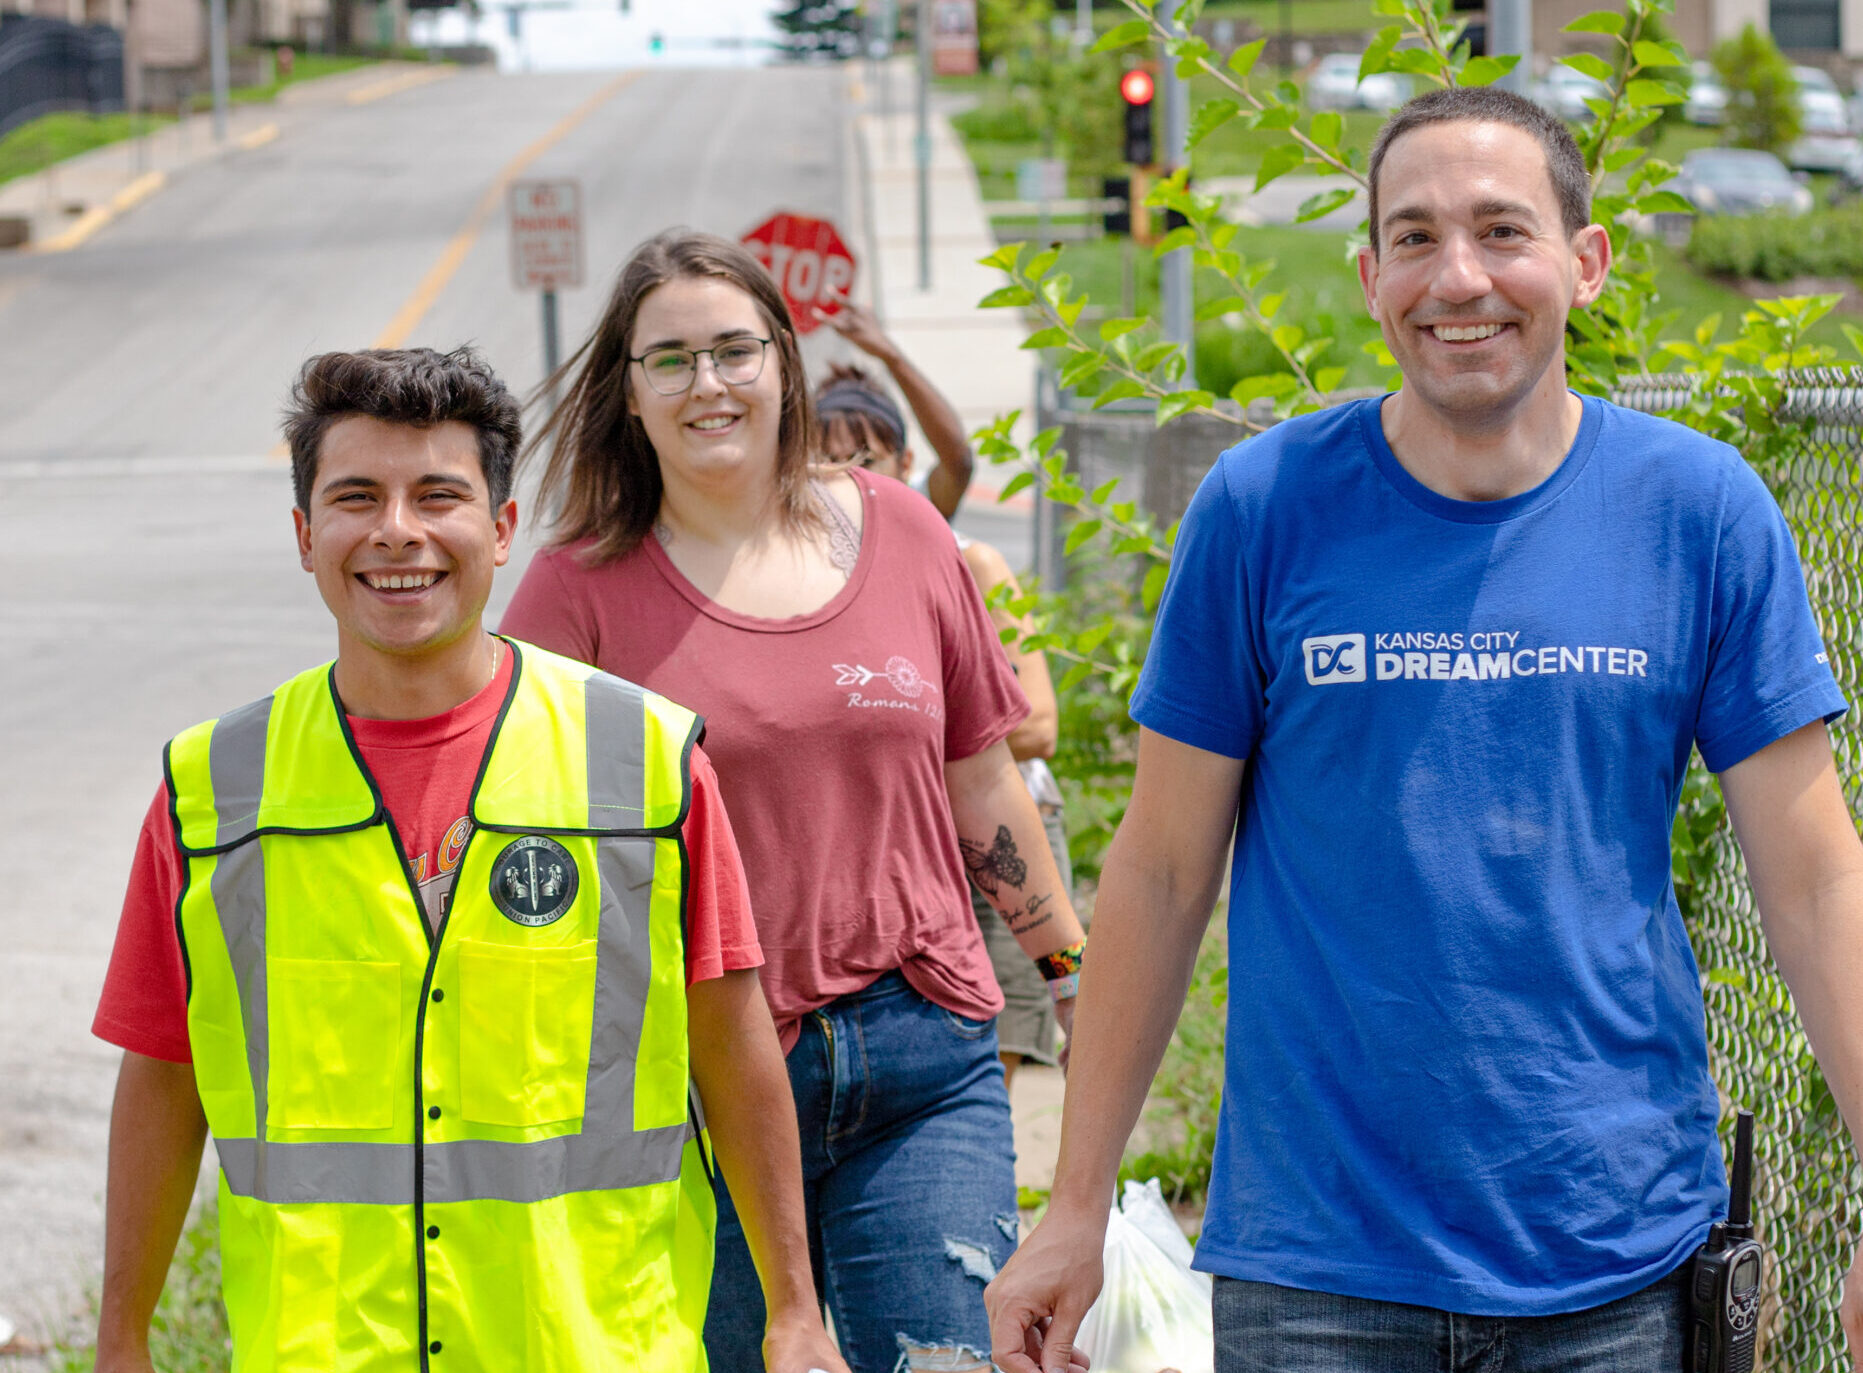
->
<box><xmin>1121</xmin><ymin>66</ymin><xmax>1154</xmax><ymax>166</ymax></box>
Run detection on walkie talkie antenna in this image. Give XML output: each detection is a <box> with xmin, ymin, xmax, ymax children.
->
<box><xmin>1727</xmin><ymin>1110</ymin><xmax>1755</xmax><ymax>1237</ymax></box>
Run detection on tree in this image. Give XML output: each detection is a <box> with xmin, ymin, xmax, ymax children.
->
<box><xmin>770</xmin><ymin>0</ymin><xmax>862</xmax><ymax>61</ymax></box>
<box><xmin>1712</xmin><ymin>22</ymin><xmax>1801</xmax><ymax>155</ymax></box>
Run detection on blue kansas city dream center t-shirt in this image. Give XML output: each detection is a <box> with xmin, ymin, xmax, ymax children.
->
<box><xmin>1129</xmin><ymin>394</ymin><xmax>1847</xmax><ymax>1315</ymax></box>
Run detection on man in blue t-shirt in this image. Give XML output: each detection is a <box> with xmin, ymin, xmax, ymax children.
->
<box><xmin>986</xmin><ymin>86</ymin><xmax>1863</xmax><ymax>1372</ymax></box>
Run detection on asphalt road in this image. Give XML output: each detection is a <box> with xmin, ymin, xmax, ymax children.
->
<box><xmin>0</xmin><ymin>61</ymin><xmax>855</xmax><ymax>1347</ymax></box>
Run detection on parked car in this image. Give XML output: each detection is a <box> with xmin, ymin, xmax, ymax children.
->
<box><xmin>1684</xmin><ymin>61</ymin><xmax>1727</xmax><ymax>125</ymax></box>
<box><xmin>1533</xmin><ymin>64</ymin><xmax>1610</xmax><ymax>123</ymax></box>
<box><xmin>1673</xmin><ymin>148</ymin><xmax>1814</xmax><ymax>216</ymax></box>
<box><xmin>1305</xmin><ymin>51</ymin><xmax>1412</xmax><ymax>112</ymax></box>
<box><xmin>1786</xmin><ymin>65</ymin><xmax>1859</xmax><ymax>172</ymax></box>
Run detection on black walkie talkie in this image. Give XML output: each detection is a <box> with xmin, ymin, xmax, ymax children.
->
<box><xmin>1685</xmin><ymin>1110</ymin><xmax>1764</xmax><ymax>1373</ymax></box>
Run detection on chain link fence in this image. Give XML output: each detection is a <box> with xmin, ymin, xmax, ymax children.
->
<box><xmin>1034</xmin><ymin>368</ymin><xmax>1863</xmax><ymax>1368</ymax></box>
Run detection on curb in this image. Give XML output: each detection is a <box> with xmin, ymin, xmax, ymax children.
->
<box><xmin>1</xmin><ymin>62</ymin><xmax>457</xmax><ymax>256</ymax></box>
<box><xmin>25</xmin><ymin>169</ymin><xmax>166</xmax><ymax>254</ymax></box>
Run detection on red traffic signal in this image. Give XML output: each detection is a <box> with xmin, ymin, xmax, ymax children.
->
<box><xmin>1121</xmin><ymin>66</ymin><xmax>1155</xmax><ymax>166</ymax></box>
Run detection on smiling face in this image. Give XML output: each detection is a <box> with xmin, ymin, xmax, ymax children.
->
<box><xmin>1357</xmin><ymin>119</ymin><xmax>1610</xmax><ymax>433</ymax></box>
<box><xmin>293</xmin><ymin>415</ymin><xmax>515</xmax><ymax>666</ymax></box>
<box><xmin>625</xmin><ymin>275</ymin><xmax>785</xmax><ymax>494</ymax></box>
<box><xmin>821</xmin><ymin>413</ymin><xmax>911</xmax><ymax>482</ymax></box>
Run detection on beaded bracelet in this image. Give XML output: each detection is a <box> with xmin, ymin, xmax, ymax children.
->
<box><xmin>1045</xmin><ymin>972</ymin><xmax>1080</xmax><ymax>1003</ymax></box>
<box><xmin>1035</xmin><ymin>939</ymin><xmax>1086</xmax><ymax>983</ymax></box>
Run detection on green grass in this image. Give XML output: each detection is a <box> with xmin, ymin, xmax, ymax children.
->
<box><xmin>0</xmin><ymin>52</ymin><xmax>377</xmax><ymax>189</ymax></box>
<box><xmin>1202</xmin><ymin>0</ymin><xmax>1383</xmax><ymax>34</ymax></box>
<box><xmin>0</xmin><ymin>112</ymin><xmax>173</xmax><ymax>189</ymax></box>
<box><xmin>51</xmin><ymin>1204</ymin><xmax>231</xmax><ymax>1373</ymax></box>
<box><xmin>198</xmin><ymin>51</ymin><xmax>375</xmax><ymax>112</ymax></box>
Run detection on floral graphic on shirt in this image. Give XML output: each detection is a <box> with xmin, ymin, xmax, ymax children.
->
<box><xmin>832</xmin><ymin>655</ymin><xmax>936</xmax><ymax>698</ymax></box>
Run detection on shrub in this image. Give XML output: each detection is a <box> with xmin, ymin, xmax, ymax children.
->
<box><xmin>1686</xmin><ymin>202</ymin><xmax>1863</xmax><ymax>282</ymax></box>
<box><xmin>1712</xmin><ymin>23</ymin><xmax>1800</xmax><ymax>154</ymax></box>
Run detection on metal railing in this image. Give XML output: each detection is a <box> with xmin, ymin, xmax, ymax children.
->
<box><xmin>1034</xmin><ymin>368</ymin><xmax>1863</xmax><ymax>1368</ymax></box>
<box><xmin>0</xmin><ymin>14</ymin><xmax>125</xmax><ymax>140</ymax></box>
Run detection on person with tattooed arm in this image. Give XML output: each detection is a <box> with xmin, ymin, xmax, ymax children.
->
<box><xmin>501</xmin><ymin>230</ymin><xmax>1090</xmax><ymax>1373</ymax></box>
<box><xmin>811</xmin><ymin>353</ymin><xmax>1074</xmax><ymax>1090</ymax></box>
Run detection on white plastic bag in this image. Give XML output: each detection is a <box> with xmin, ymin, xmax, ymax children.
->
<box><xmin>1072</xmin><ymin>1179</ymin><xmax>1214</xmax><ymax>1373</ymax></box>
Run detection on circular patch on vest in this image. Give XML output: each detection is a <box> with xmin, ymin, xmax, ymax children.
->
<box><xmin>489</xmin><ymin>836</ymin><xmax>580</xmax><ymax>927</ymax></box>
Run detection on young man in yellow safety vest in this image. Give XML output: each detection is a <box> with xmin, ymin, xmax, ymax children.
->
<box><xmin>91</xmin><ymin>346</ymin><xmax>848</xmax><ymax>1373</ymax></box>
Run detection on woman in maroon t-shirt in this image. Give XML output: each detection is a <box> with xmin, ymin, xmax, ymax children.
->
<box><xmin>502</xmin><ymin>230</ymin><xmax>1089</xmax><ymax>1373</ymax></box>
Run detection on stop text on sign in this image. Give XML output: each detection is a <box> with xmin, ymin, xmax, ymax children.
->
<box><xmin>509</xmin><ymin>179</ymin><xmax>584</xmax><ymax>291</ymax></box>
<box><xmin>740</xmin><ymin>212</ymin><xmax>857</xmax><ymax>336</ymax></box>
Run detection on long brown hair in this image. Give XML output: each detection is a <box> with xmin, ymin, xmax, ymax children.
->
<box><xmin>526</xmin><ymin>229</ymin><xmax>818</xmax><ymax>562</ymax></box>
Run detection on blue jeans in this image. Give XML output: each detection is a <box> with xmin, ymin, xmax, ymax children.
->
<box><xmin>1212</xmin><ymin>1268</ymin><xmax>1688</xmax><ymax>1372</ymax></box>
<box><xmin>703</xmin><ymin>971</ymin><xmax>1020</xmax><ymax>1373</ymax></box>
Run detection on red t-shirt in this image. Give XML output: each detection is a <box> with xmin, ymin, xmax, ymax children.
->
<box><xmin>500</xmin><ymin>470</ymin><xmax>1028</xmax><ymax>1051</ymax></box>
<box><xmin>94</xmin><ymin>648</ymin><xmax>761</xmax><ymax>1065</ymax></box>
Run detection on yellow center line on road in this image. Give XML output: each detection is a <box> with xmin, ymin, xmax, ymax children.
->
<box><xmin>237</xmin><ymin>122</ymin><xmax>280</xmax><ymax>150</ymax></box>
<box><xmin>370</xmin><ymin>68</ymin><xmax>641</xmax><ymax>352</ymax></box>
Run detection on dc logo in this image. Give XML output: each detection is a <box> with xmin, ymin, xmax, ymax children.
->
<box><xmin>1303</xmin><ymin>633</ymin><xmax>1366</xmax><ymax>685</ymax></box>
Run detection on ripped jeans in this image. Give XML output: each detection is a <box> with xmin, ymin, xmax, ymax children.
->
<box><xmin>704</xmin><ymin>971</ymin><xmax>1019</xmax><ymax>1373</ymax></box>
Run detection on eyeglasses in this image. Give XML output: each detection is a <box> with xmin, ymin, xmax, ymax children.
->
<box><xmin>628</xmin><ymin>337</ymin><xmax>773</xmax><ymax>395</ymax></box>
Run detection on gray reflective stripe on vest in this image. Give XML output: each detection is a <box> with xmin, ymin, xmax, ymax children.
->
<box><xmin>209</xmin><ymin>695</ymin><xmax>273</xmax><ymax>847</ymax></box>
<box><xmin>583</xmin><ymin>670</ymin><xmax>648</xmax><ymax>824</ymax></box>
<box><xmin>202</xmin><ymin>687</ymin><xmax>688</xmax><ymax>1207</ymax></box>
<box><xmin>211</xmin><ymin>841</ymin><xmax>272</xmax><ymax>1149</ymax></box>
<box><xmin>216</xmin><ymin>1122</ymin><xmax>689</xmax><ymax>1205</ymax></box>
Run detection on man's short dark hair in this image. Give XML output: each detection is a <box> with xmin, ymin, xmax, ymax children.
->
<box><xmin>1367</xmin><ymin>86</ymin><xmax>1592</xmax><ymax>254</ymax></box>
<box><xmin>283</xmin><ymin>347</ymin><xmax>522</xmax><ymax>511</ymax></box>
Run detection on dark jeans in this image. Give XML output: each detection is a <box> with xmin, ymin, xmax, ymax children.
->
<box><xmin>1212</xmin><ymin>1268</ymin><xmax>1688</xmax><ymax>1373</ymax></box>
<box><xmin>703</xmin><ymin>971</ymin><xmax>1020</xmax><ymax>1373</ymax></box>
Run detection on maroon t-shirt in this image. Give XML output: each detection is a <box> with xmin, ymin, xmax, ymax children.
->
<box><xmin>501</xmin><ymin>470</ymin><xmax>1028</xmax><ymax>1050</ymax></box>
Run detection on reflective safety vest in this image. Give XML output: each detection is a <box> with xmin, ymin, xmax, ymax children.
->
<box><xmin>166</xmin><ymin>641</ymin><xmax>716</xmax><ymax>1373</ymax></box>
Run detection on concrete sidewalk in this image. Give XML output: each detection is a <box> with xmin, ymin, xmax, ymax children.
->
<box><xmin>838</xmin><ymin>59</ymin><xmax>1038</xmax><ymax>521</ymax></box>
<box><xmin>0</xmin><ymin>62</ymin><xmax>453</xmax><ymax>254</ymax></box>
<box><xmin>837</xmin><ymin>59</ymin><xmax>1067</xmax><ymax>1194</ymax></box>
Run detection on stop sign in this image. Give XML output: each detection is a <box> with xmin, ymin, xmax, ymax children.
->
<box><xmin>740</xmin><ymin>212</ymin><xmax>857</xmax><ymax>335</ymax></box>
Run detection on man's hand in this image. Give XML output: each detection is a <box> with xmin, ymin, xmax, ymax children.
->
<box><xmin>1843</xmin><ymin>1237</ymin><xmax>1863</xmax><ymax>1371</ymax></box>
<box><xmin>985</xmin><ymin>1201</ymin><xmax>1105</xmax><ymax>1373</ymax></box>
<box><xmin>814</xmin><ymin>300</ymin><xmax>898</xmax><ymax>365</ymax></box>
<box><xmin>762</xmin><ymin>1304</ymin><xmax>850</xmax><ymax>1373</ymax></box>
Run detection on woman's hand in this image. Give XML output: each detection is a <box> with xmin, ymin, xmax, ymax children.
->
<box><xmin>763</xmin><ymin>1304</ymin><xmax>851</xmax><ymax>1373</ymax></box>
<box><xmin>814</xmin><ymin>300</ymin><xmax>899</xmax><ymax>366</ymax></box>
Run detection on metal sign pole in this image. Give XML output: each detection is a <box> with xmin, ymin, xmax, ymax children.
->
<box><xmin>1491</xmin><ymin>0</ymin><xmax>1532</xmax><ymax>95</ymax></box>
<box><xmin>915</xmin><ymin>0</ymin><xmax>932</xmax><ymax>291</ymax></box>
<box><xmin>1158</xmin><ymin>0</ymin><xmax>1194</xmax><ymax>382</ymax></box>
<box><xmin>208</xmin><ymin>0</ymin><xmax>230</xmax><ymax>142</ymax></box>
<box><xmin>541</xmin><ymin>287</ymin><xmax>561</xmax><ymax>399</ymax></box>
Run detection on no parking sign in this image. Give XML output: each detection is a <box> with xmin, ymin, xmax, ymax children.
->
<box><xmin>741</xmin><ymin>212</ymin><xmax>857</xmax><ymax>335</ymax></box>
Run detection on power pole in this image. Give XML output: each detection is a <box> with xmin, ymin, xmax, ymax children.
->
<box><xmin>915</xmin><ymin>0</ymin><xmax>932</xmax><ymax>290</ymax></box>
<box><xmin>1491</xmin><ymin>0</ymin><xmax>1531</xmax><ymax>95</ymax></box>
<box><xmin>208</xmin><ymin>0</ymin><xmax>229</xmax><ymax>141</ymax></box>
<box><xmin>1158</xmin><ymin>0</ymin><xmax>1193</xmax><ymax>382</ymax></box>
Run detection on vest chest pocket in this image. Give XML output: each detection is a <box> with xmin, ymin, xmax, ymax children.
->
<box><xmin>458</xmin><ymin>939</ymin><xmax>599</xmax><ymax>1128</ymax></box>
<box><xmin>268</xmin><ymin>959</ymin><xmax>402</xmax><ymax>1131</ymax></box>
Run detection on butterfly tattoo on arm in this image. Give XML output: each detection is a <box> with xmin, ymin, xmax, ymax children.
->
<box><xmin>960</xmin><ymin>825</ymin><xmax>1027</xmax><ymax>897</ymax></box>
